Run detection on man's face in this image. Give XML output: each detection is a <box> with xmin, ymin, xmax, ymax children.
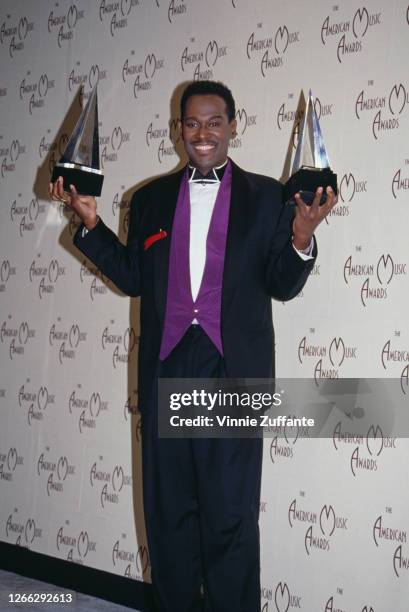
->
<box><xmin>181</xmin><ymin>94</ymin><xmax>237</xmax><ymax>175</ymax></box>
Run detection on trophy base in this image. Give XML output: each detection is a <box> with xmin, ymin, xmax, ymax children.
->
<box><xmin>51</xmin><ymin>163</ymin><xmax>104</xmax><ymax>197</ymax></box>
<box><xmin>284</xmin><ymin>166</ymin><xmax>337</xmax><ymax>205</ymax></box>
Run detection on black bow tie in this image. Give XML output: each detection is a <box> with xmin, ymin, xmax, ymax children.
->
<box><xmin>188</xmin><ymin>163</ymin><xmax>227</xmax><ymax>183</ymax></box>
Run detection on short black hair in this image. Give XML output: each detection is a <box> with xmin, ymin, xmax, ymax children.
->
<box><xmin>180</xmin><ymin>80</ymin><xmax>236</xmax><ymax>122</ymax></box>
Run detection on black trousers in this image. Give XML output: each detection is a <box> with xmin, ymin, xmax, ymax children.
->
<box><xmin>141</xmin><ymin>326</ymin><xmax>262</xmax><ymax>612</ymax></box>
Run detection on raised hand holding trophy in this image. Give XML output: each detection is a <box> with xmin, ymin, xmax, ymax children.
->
<box><xmin>51</xmin><ymin>86</ymin><xmax>104</xmax><ymax>196</ymax></box>
<box><xmin>283</xmin><ymin>90</ymin><xmax>337</xmax><ymax>205</ymax></box>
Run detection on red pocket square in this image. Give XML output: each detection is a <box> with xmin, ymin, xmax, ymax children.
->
<box><xmin>144</xmin><ymin>230</ymin><xmax>168</xmax><ymax>251</ymax></box>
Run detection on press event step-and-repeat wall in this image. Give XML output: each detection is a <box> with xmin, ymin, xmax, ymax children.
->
<box><xmin>0</xmin><ymin>1</ymin><xmax>408</xmax><ymax>610</ymax></box>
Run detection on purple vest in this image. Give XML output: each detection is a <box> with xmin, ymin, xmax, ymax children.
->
<box><xmin>159</xmin><ymin>162</ymin><xmax>232</xmax><ymax>360</ymax></box>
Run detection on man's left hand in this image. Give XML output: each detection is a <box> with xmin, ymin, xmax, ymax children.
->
<box><xmin>292</xmin><ymin>186</ymin><xmax>338</xmax><ymax>251</ymax></box>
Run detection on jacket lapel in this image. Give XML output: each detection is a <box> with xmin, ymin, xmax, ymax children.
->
<box><xmin>221</xmin><ymin>161</ymin><xmax>251</xmax><ymax>326</ymax></box>
<box><xmin>154</xmin><ymin>167</ymin><xmax>185</xmax><ymax>329</ymax></box>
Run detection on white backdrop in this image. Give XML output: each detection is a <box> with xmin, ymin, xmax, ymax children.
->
<box><xmin>0</xmin><ymin>1</ymin><xmax>408</xmax><ymax>610</ymax></box>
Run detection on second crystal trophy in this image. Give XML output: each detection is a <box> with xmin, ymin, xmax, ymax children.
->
<box><xmin>51</xmin><ymin>86</ymin><xmax>104</xmax><ymax>196</ymax></box>
<box><xmin>283</xmin><ymin>90</ymin><xmax>337</xmax><ymax>205</ymax></box>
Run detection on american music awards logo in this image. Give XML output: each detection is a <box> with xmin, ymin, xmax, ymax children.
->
<box><xmin>122</xmin><ymin>51</ymin><xmax>165</xmax><ymax>99</ymax></box>
<box><xmin>89</xmin><ymin>461</ymin><xmax>132</xmax><ymax>509</ymax></box>
<box><xmin>47</xmin><ymin>4</ymin><xmax>85</xmax><ymax>47</ymax></box>
<box><xmin>18</xmin><ymin>382</ymin><xmax>55</xmax><ymax>426</ymax></box>
<box><xmin>37</xmin><ymin>449</ymin><xmax>75</xmax><ymax>496</ymax></box>
<box><xmin>372</xmin><ymin>513</ymin><xmax>408</xmax><ymax>578</ymax></box>
<box><xmin>9</xmin><ymin>195</ymin><xmax>45</xmax><ymax>237</ymax></box>
<box><xmin>99</xmin><ymin>0</ymin><xmax>141</xmax><ymax>37</ymax></box>
<box><xmin>333</xmin><ymin>420</ymin><xmax>397</xmax><ymax>477</ymax></box>
<box><xmin>246</xmin><ymin>22</ymin><xmax>300</xmax><ymax>77</ymax></box>
<box><xmin>112</xmin><ymin>537</ymin><xmax>150</xmax><ymax>579</ymax></box>
<box><xmin>0</xmin><ymin>14</ymin><xmax>34</xmax><ymax>58</ymax></box>
<box><xmin>6</xmin><ymin>513</ymin><xmax>42</xmax><ymax>547</ymax></box>
<box><xmin>68</xmin><ymin>387</ymin><xmax>109</xmax><ymax>433</ymax></box>
<box><xmin>1</xmin><ymin>139</ymin><xmax>26</xmax><ymax>179</ymax></box>
<box><xmin>320</xmin><ymin>6</ymin><xmax>382</xmax><ymax>63</ymax></box>
<box><xmin>101</xmin><ymin>321</ymin><xmax>138</xmax><ymax>368</ymax></box>
<box><xmin>287</xmin><ymin>497</ymin><xmax>348</xmax><ymax>556</ymax></box>
<box><xmin>0</xmin><ymin>318</ymin><xmax>35</xmax><ymax>360</ymax></box>
<box><xmin>146</xmin><ymin>116</ymin><xmax>176</xmax><ymax>164</ymax></box>
<box><xmin>19</xmin><ymin>71</ymin><xmax>55</xmax><ymax>114</ymax></box>
<box><xmin>343</xmin><ymin>251</ymin><xmax>407</xmax><ymax>306</ymax></box>
<box><xmin>56</xmin><ymin>526</ymin><xmax>97</xmax><ymax>563</ymax></box>
<box><xmin>0</xmin><ymin>447</ymin><xmax>24</xmax><ymax>482</ymax></box>
<box><xmin>68</xmin><ymin>62</ymin><xmax>107</xmax><ymax>93</ymax></box>
<box><xmin>99</xmin><ymin>124</ymin><xmax>131</xmax><ymax>169</ymax></box>
<box><xmin>180</xmin><ymin>38</ymin><xmax>228</xmax><ymax>80</ymax></box>
<box><xmin>298</xmin><ymin>332</ymin><xmax>358</xmax><ymax>384</ymax></box>
<box><xmin>355</xmin><ymin>82</ymin><xmax>408</xmax><ymax>140</ymax></box>
<box><xmin>49</xmin><ymin>319</ymin><xmax>87</xmax><ymax>364</ymax></box>
<box><xmin>29</xmin><ymin>256</ymin><xmax>66</xmax><ymax>299</ymax></box>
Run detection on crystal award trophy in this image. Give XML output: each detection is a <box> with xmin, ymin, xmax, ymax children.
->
<box><xmin>51</xmin><ymin>86</ymin><xmax>104</xmax><ymax>196</ymax></box>
<box><xmin>283</xmin><ymin>90</ymin><xmax>337</xmax><ymax>205</ymax></box>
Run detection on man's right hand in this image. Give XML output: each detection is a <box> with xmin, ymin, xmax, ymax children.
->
<box><xmin>48</xmin><ymin>176</ymin><xmax>98</xmax><ymax>230</ymax></box>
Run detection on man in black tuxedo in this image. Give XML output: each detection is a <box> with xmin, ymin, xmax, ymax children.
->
<box><xmin>50</xmin><ymin>81</ymin><xmax>336</xmax><ymax>612</ymax></box>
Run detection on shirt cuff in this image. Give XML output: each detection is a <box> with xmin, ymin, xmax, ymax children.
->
<box><xmin>80</xmin><ymin>216</ymin><xmax>100</xmax><ymax>238</ymax></box>
<box><xmin>292</xmin><ymin>236</ymin><xmax>314</xmax><ymax>261</ymax></box>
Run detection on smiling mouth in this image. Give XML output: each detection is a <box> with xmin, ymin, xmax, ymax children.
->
<box><xmin>192</xmin><ymin>143</ymin><xmax>216</xmax><ymax>152</ymax></box>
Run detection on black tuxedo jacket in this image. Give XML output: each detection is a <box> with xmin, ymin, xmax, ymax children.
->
<box><xmin>74</xmin><ymin>160</ymin><xmax>316</xmax><ymax>411</ymax></box>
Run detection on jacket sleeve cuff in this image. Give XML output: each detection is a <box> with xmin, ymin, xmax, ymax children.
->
<box><xmin>292</xmin><ymin>235</ymin><xmax>316</xmax><ymax>261</ymax></box>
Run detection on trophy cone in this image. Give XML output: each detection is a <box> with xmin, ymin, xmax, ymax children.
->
<box><xmin>51</xmin><ymin>86</ymin><xmax>104</xmax><ymax>196</ymax></box>
<box><xmin>284</xmin><ymin>90</ymin><xmax>337</xmax><ymax>205</ymax></box>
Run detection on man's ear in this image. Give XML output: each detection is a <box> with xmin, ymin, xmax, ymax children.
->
<box><xmin>177</xmin><ymin>118</ymin><xmax>184</xmax><ymax>141</ymax></box>
<box><xmin>230</xmin><ymin>118</ymin><xmax>237</xmax><ymax>139</ymax></box>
